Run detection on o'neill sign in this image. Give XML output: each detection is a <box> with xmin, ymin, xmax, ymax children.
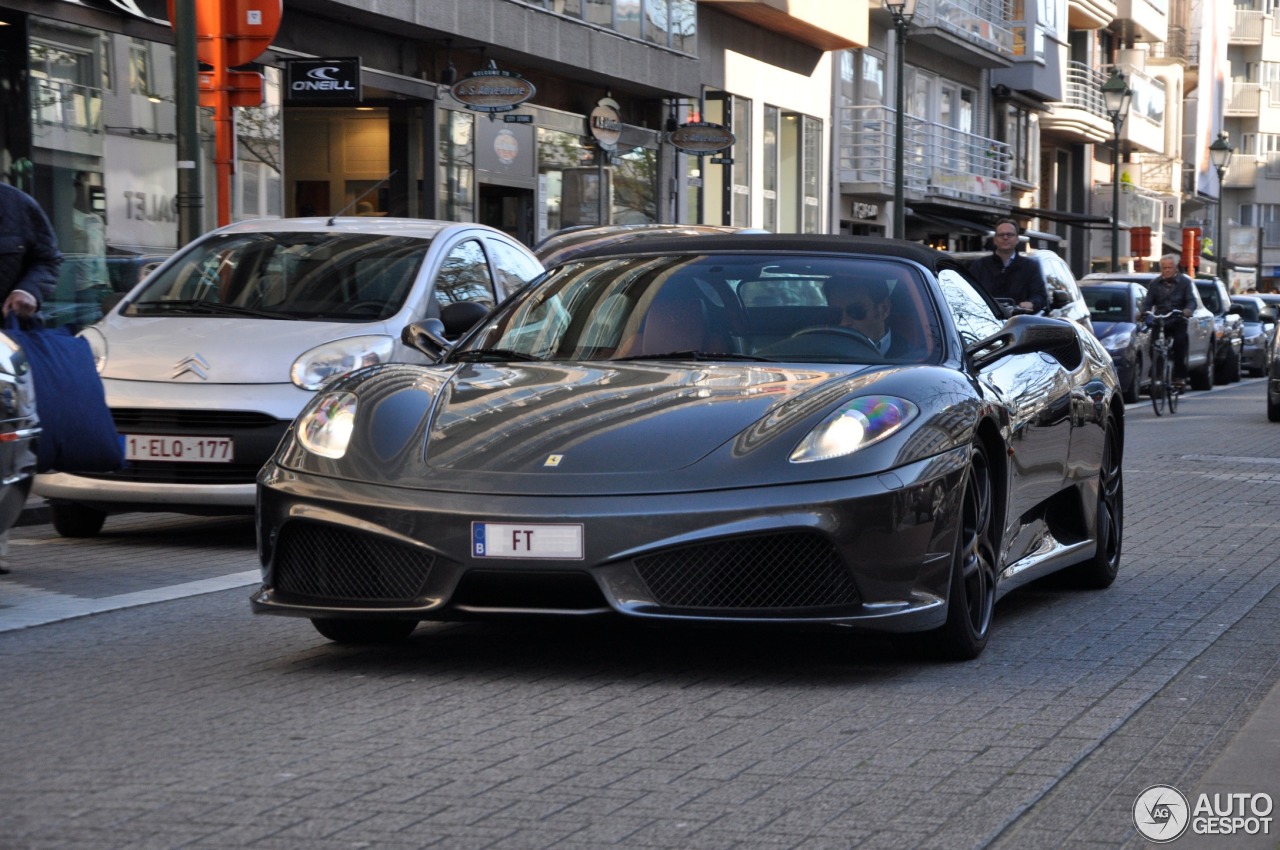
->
<box><xmin>669</xmin><ymin>122</ymin><xmax>735</xmax><ymax>155</ymax></box>
<box><xmin>450</xmin><ymin>61</ymin><xmax>536</xmax><ymax>114</ymax></box>
<box><xmin>285</xmin><ymin>58</ymin><xmax>361</xmax><ymax>103</ymax></box>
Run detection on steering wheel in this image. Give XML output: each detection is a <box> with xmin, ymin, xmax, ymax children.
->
<box><xmin>788</xmin><ymin>325</ymin><xmax>882</xmax><ymax>356</ymax></box>
<box><xmin>346</xmin><ymin>300</ymin><xmax>386</xmax><ymax>316</ymax></box>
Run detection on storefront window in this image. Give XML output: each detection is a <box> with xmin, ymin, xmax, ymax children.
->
<box><xmin>439</xmin><ymin>108</ymin><xmax>475</xmax><ymax>222</ymax></box>
<box><xmin>611</xmin><ymin>146</ymin><xmax>657</xmax><ymax>225</ymax></box>
<box><xmin>538</xmin><ymin>128</ymin><xmax>592</xmax><ymax>238</ymax></box>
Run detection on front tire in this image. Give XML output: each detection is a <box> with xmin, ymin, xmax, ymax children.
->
<box><xmin>311</xmin><ymin>618</ymin><xmax>418</xmax><ymax>644</ymax></box>
<box><xmin>1267</xmin><ymin>380</ymin><xmax>1280</xmax><ymax>422</ymax></box>
<box><xmin>49</xmin><ymin>501</ymin><xmax>107</xmax><ymax>538</ymax></box>
<box><xmin>1074</xmin><ymin>411</ymin><xmax>1123</xmax><ymax>588</ymax></box>
<box><xmin>1121</xmin><ymin>353</ymin><xmax>1140</xmax><ymax>404</ymax></box>
<box><xmin>928</xmin><ymin>442</ymin><xmax>997</xmax><ymax>661</ymax></box>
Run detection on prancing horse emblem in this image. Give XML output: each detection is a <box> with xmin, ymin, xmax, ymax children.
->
<box><xmin>172</xmin><ymin>353</ymin><xmax>210</xmax><ymax>380</ymax></box>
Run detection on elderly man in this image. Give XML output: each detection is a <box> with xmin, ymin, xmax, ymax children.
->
<box><xmin>1139</xmin><ymin>253</ymin><xmax>1197</xmax><ymax>390</ymax></box>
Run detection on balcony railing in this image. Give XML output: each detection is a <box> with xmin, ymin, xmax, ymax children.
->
<box><xmin>31</xmin><ymin>77</ymin><xmax>103</xmax><ymax>134</ymax></box>
<box><xmin>921</xmin><ymin>122</ymin><xmax>1012</xmax><ymax>205</ymax></box>
<box><xmin>837</xmin><ymin>105</ymin><xmax>1010</xmax><ymax>206</ymax></box>
<box><xmin>1229</xmin><ymin>82</ymin><xmax>1262</xmax><ymax>116</ymax></box>
<box><xmin>914</xmin><ymin>0</ymin><xmax>1014</xmax><ymax>57</ymax></box>
<box><xmin>1061</xmin><ymin>61</ymin><xmax>1109</xmax><ymax>121</ymax></box>
<box><xmin>837</xmin><ymin>105</ymin><xmax>928</xmax><ymax>196</ymax></box>
<box><xmin>1231</xmin><ymin>9</ymin><xmax>1265</xmax><ymax>44</ymax></box>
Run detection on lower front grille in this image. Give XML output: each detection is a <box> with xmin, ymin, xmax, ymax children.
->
<box><xmin>273</xmin><ymin>521</ymin><xmax>435</xmax><ymax>604</ymax></box>
<box><xmin>634</xmin><ymin>532</ymin><xmax>858</xmax><ymax>610</ymax></box>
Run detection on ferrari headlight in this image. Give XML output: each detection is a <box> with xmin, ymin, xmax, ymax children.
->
<box><xmin>1102</xmin><ymin>329</ymin><xmax>1132</xmax><ymax>351</ymax></box>
<box><xmin>790</xmin><ymin>396</ymin><xmax>919</xmax><ymax>463</ymax></box>
<box><xmin>291</xmin><ymin>335</ymin><xmax>394</xmax><ymax>390</ymax></box>
<box><xmin>296</xmin><ymin>392</ymin><xmax>358</xmax><ymax>459</ymax></box>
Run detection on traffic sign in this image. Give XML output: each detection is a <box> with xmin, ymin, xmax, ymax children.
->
<box><xmin>167</xmin><ymin>0</ymin><xmax>282</xmax><ymax>67</ymax></box>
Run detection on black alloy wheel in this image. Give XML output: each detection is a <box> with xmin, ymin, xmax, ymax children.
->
<box><xmin>1074</xmin><ymin>411</ymin><xmax>1123</xmax><ymax>588</ymax></box>
<box><xmin>929</xmin><ymin>442</ymin><xmax>998</xmax><ymax>660</ymax></box>
<box><xmin>49</xmin><ymin>501</ymin><xmax>108</xmax><ymax>538</ymax></box>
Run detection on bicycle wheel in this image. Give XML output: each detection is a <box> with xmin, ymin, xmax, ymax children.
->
<box><xmin>1166</xmin><ymin>356</ymin><xmax>1179</xmax><ymax>414</ymax></box>
<box><xmin>1151</xmin><ymin>350</ymin><xmax>1166</xmax><ymax>416</ymax></box>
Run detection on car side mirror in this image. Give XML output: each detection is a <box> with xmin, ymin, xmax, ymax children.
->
<box><xmin>1050</xmin><ymin>289</ymin><xmax>1071</xmax><ymax>309</ymax></box>
<box><xmin>1228</xmin><ymin>305</ymin><xmax>1244</xmax><ymax>316</ymax></box>
<box><xmin>400</xmin><ymin>318</ymin><xmax>449</xmax><ymax>361</ymax></box>
<box><xmin>967</xmin><ymin>314</ymin><xmax>1080</xmax><ymax>371</ymax></box>
<box><xmin>993</xmin><ymin>297</ymin><xmax>1017</xmax><ymax>318</ymax></box>
<box><xmin>101</xmin><ymin>292</ymin><xmax>126</xmax><ymax>315</ymax></box>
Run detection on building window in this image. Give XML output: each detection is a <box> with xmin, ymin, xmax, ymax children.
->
<box><xmin>729</xmin><ymin>95</ymin><xmax>752</xmax><ymax>227</ymax></box>
<box><xmin>1001</xmin><ymin>101</ymin><xmax>1038</xmax><ymax>184</ymax></box>
<box><xmin>763</xmin><ymin>105</ymin><xmax>779</xmax><ymax>233</ymax></box>
<box><xmin>439</xmin><ymin>109</ymin><xmax>475</xmax><ymax>223</ymax></box>
<box><xmin>517</xmin><ymin>0</ymin><xmax>695</xmax><ymax>51</ymax></box>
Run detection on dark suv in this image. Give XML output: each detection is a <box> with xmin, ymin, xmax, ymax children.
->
<box><xmin>1194</xmin><ymin>277</ymin><xmax>1244</xmax><ymax>384</ymax></box>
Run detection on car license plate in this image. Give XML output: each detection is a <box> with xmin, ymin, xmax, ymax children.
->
<box><xmin>124</xmin><ymin>434</ymin><xmax>234</xmax><ymax>463</ymax></box>
<box><xmin>471</xmin><ymin>522</ymin><xmax>584</xmax><ymax>560</ymax></box>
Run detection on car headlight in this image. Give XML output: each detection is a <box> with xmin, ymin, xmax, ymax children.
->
<box><xmin>296</xmin><ymin>391</ymin><xmax>358</xmax><ymax>459</ymax></box>
<box><xmin>81</xmin><ymin>326</ymin><xmax>107</xmax><ymax>373</ymax></box>
<box><xmin>1102</xmin><ymin>329</ymin><xmax>1132</xmax><ymax>351</ymax></box>
<box><xmin>290</xmin><ymin>335</ymin><xmax>394</xmax><ymax>390</ymax></box>
<box><xmin>790</xmin><ymin>396</ymin><xmax>919</xmax><ymax>463</ymax></box>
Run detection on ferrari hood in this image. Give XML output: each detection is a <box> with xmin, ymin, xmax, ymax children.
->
<box><xmin>94</xmin><ymin>315</ymin><xmax>391</xmax><ymax>383</ymax></box>
<box><xmin>424</xmin><ymin>362</ymin><xmax>856</xmax><ymax>474</ymax></box>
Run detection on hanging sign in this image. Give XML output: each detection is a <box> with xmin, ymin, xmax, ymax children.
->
<box><xmin>588</xmin><ymin>97</ymin><xmax>623</xmax><ymax>151</ymax></box>
<box><xmin>450</xmin><ymin>61</ymin><xmax>536</xmax><ymax>113</ymax></box>
<box><xmin>669</xmin><ymin>121</ymin><xmax>735</xmax><ymax>155</ymax></box>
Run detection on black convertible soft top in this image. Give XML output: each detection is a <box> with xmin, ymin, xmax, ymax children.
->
<box><xmin>566</xmin><ymin>233</ymin><xmax>970</xmax><ymax>279</ymax></box>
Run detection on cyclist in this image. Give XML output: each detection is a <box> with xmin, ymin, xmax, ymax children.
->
<box><xmin>1139</xmin><ymin>254</ymin><xmax>1196</xmax><ymax>392</ymax></box>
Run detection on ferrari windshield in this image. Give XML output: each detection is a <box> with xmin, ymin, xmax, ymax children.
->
<box><xmin>460</xmin><ymin>253</ymin><xmax>943</xmax><ymax>364</ymax></box>
<box><xmin>124</xmin><ymin>232</ymin><xmax>429</xmax><ymax>322</ymax></box>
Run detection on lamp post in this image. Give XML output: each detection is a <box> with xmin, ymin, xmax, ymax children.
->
<box><xmin>885</xmin><ymin>0</ymin><xmax>918</xmax><ymax>240</ymax></box>
<box><xmin>1102</xmin><ymin>69</ymin><xmax>1131</xmax><ymax>272</ymax></box>
<box><xmin>1209</xmin><ymin>132</ymin><xmax>1235</xmax><ymax>275</ymax></box>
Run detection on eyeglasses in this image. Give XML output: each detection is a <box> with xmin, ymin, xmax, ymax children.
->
<box><xmin>995</xmin><ymin>231</ymin><xmax>1018</xmax><ymax>238</ymax></box>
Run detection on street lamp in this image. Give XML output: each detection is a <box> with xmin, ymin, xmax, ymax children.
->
<box><xmin>1209</xmin><ymin>132</ymin><xmax>1235</xmax><ymax>275</ymax></box>
<box><xmin>1102</xmin><ymin>69</ymin><xmax>1131</xmax><ymax>272</ymax></box>
<box><xmin>885</xmin><ymin>0</ymin><xmax>918</xmax><ymax>240</ymax></box>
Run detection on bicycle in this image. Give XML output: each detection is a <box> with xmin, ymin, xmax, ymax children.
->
<box><xmin>1145</xmin><ymin>311</ymin><xmax>1183</xmax><ymax>416</ymax></box>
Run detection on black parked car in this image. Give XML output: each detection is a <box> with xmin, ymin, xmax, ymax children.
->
<box><xmin>1229</xmin><ymin>295</ymin><xmax>1271</xmax><ymax>377</ymax></box>
<box><xmin>1080</xmin><ymin>281</ymin><xmax>1149</xmax><ymax>403</ymax></box>
<box><xmin>252</xmin><ymin>235</ymin><xmax>1125</xmax><ymax>661</ymax></box>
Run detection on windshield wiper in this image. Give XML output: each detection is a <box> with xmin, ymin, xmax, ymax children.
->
<box><xmin>452</xmin><ymin>348</ymin><xmax>543</xmax><ymax>362</ymax></box>
<box><xmin>613</xmin><ymin>351</ymin><xmax>775</xmax><ymax>362</ymax></box>
<box><xmin>131</xmin><ymin>299</ymin><xmax>300</xmax><ymax>320</ymax></box>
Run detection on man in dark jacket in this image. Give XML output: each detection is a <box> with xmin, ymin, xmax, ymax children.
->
<box><xmin>967</xmin><ymin>218</ymin><xmax>1046</xmax><ymax>313</ymax></box>
<box><xmin>1140</xmin><ymin>253</ymin><xmax>1197</xmax><ymax>389</ymax></box>
<box><xmin>0</xmin><ymin>182</ymin><xmax>61</xmax><ymax>320</ymax></box>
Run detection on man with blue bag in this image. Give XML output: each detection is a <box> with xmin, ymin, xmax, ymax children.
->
<box><xmin>0</xmin><ymin>181</ymin><xmax>60</xmax><ymax>317</ymax></box>
<box><xmin>0</xmin><ymin>182</ymin><xmax>123</xmax><ymax>545</ymax></box>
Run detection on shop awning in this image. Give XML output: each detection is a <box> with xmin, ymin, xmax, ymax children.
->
<box><xmin>1009</xmin><ymin>206</ymin><xmax>1111</xmax><ymax>228</ymax></box>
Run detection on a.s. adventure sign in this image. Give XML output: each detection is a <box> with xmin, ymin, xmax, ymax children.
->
<box><xmin>449</xmin><ymin>61</ymin><xmax>536</xmax><ymax>113</ymax></box>
<box><xmin>669</xmin><ymin>121</ymin><xmax>735</xmax><ymax>154</ymax></box>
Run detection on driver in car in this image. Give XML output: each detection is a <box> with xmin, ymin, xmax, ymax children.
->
<box><xmin>825</xmin><ymin>275</ymin><xmax>910</xmax><ymax>358</ymax></box>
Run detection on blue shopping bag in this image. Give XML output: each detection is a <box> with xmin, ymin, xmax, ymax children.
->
<box><xmin>3</xmin><ymin>314</ymin><xmax>123</xmax><ymax>473</ymax></box>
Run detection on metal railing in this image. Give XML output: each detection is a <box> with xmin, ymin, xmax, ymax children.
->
<box><xmin>837</xmin><ymin>105</ymin><xmax>1010</xmax><ymax>206</ymax></box>
<box><xmin>1061</xmin><ymin>61</ymin><xmax>1110</xmax><ymax>121</ymax></box>
<box><xmin>31</xmin><ymin>77</ymin><xmax>103</xmax><ymax>134</ymax></box>
<box><xmin>1229</xmin><ymin>82</ymin><xmax>1263</xmax><ymax>115</ymax></box>
<box><xmin>914</xmin><ymin>0</ymin><xmax>1014</xmax><ymax>57</ymax></box>
<box><xmin>1231</xmin><ymin>9</ymin><xmax>1265</xmax><ymax>43</ymax></box>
